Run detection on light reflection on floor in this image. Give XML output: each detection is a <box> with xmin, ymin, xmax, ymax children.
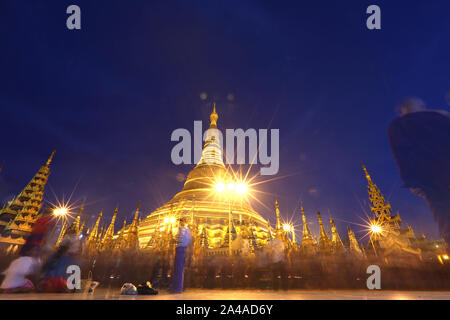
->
<box><xmin>1</xmin><ymin>289</ymin><xmax>450</xmax><ymax>300</ymax></box>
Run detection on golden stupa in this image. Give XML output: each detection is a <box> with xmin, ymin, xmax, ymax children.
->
<box><xmin>138</xmin><ymin>105</ymin><xmax>270</xmax><ymax>249</ymax></box>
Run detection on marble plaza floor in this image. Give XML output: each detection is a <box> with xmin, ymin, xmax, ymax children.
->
<box><xmin>1</xmin><ymin>289</ymin><xmax>450</xmax><ymax>300</ymax></box>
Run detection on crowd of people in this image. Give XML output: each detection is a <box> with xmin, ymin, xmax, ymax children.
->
<box><xmin>0</xmin><ymin>208</ymin><xmax>83</xmax><ymax>293</ymax></box>
<box><xmin>1</xmin><ymin>213</ymin><xmax>450</xmax><ymax>294</ymax></box>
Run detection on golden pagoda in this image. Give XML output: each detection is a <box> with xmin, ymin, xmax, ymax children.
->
<box><xmin>101</xmin><ymin>207</ymin><xmax>118</xmax><ymax>251</ymax></box>
<box><xmin>347</xmin><ymin>226</ymin><xmax>364</xmax><ymax>256</ymax></box>
<box><xmin>362</xmin><ymin>164</ymin><xmax>421</xmax><ymax>256</ymax></box>
<box><xmin>330</xmin><ymin>217</ymin><xmax>345</xmax><ymax>252</ymax></box>
<box><xmin>0</xmin><ymin>151</ymin><xmax>55</xmax><ymax>252</ymax></box>
<box><xmin>138</xmin><ymin>105</ymin><xmax>269</xmax><ymax>251</ymax></box>
<box><xmin>85</xmin><ymin>211</ymin><xmax>102</xmax><ymax>254</ymax></box>
<box><xmin>317</xmin><ymin>211</ymin><xmax>333</xmax><ymax>253</ymax></box>
<box><xmin>299</xmin><ymin>206</ymin><xmax>317</xmax><ymax>254</ymax></box>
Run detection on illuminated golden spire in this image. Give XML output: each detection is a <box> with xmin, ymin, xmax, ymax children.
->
<box><xmin>275</xmin><ymin>200</ymin><xmax>281</xmax><ymax>231</ymax></box>
<box><xmin>362</xmin><ymin>163</ymin><xmax>372</xmax><ymax>184</ymax></box>
<box><xmin>0</xmin><ymin>150</ymin><xmax>55</xmax><ymax>238</ymax></box>
<box><xmin>329</xmin><ymin>217</ymin><xmax>344</xmax><ymax>251</ymax></box>
<box><xmin>79</xmin><ymin>218</ymin><xmax>86</xmax><ymax>235</ymax></box>
<box><xmin>197</xmin><ymin>103</ymin><xmax>224</xmax><ymax>166</ymax></box>
<box><xmin>362</xmin><ymin>164</ymin><xmax>396</xmax><ymax>225</ymax></box>
<box><xmin>78</xmin><ymin>199</ymin><xmax>85</xmax><ymax>215</ymax></box>
<box><xmin>317</xmin><ymin>212</ymin><xmax>332</xmax><ymax>251</ymax></box>
<box><xmin>300</xmin><ymin>206</ymin><xmax>317</xmax><ymax>249</ymax></box>
<box><xmin>125</xmin><ymin>202</ymin><xmax>140</xmax><ymax>250</ymax></box>
<box><xmin>115</xmin><ymin>219</ymin><xmax>127</xmax><ymax>250</ymax></box>
<box><xmin>347</xmin><ymin>226</ymin><xmax>363</xmax><ymax>255</ymax></box>
<box><xmin>102</xmin><ymin>207</ymin><xmax>118</xmax><ymax>250</ymax></box>
<box><xmin>46</xmin><ymin>150</ymin><xmax>56</xmax><ymax>167</ymax></box>
<box><xmin>86</xmin><ymin>211</ymin><xmax>102</xmax><ymax>247</ymax></box>
<box><xmin>56</xmin><ymin>219</ymin><xmax>68</xmax><ymax>247</ymax></box>
<box><xmin>200</xmin><ymin>226</ymin><xmax>209</xmax><ymax>248</ymax></box>
<box><xmin>66</xmin><ymin>215</ymin><xmax>81</xmax><ymax>235</ymax></box>
<box><xmin>209</xmin><ymin>102</ymin><xmax>218</xmax><ymax>128</ymax></box>
<box><xmin>301</xmin><ymin>207</ymin><xmax>312</xmax><ymax>239</ymax></box>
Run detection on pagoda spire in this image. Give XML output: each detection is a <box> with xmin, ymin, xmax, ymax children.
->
<box><xmin>347</xmin><ymin>226</ymin><xmax>363</xmax><ymax>255</ymax></box>
<box><xmin>362</xmin><ymin>164</ymin><xmax>401</xmax><ymax>231</ymax></box>
<box><xmin>329</xmin><ymin>217</ymin><xmax>345</xmax><ymax>251</ymax></box>
<box><xmin>73</xmin><ymin>199</ymin><xmax>85</xmax><ymax>236</ymax></box>
<box><xmin>0</xmin><ymin>150</ymin><xmax>55</xmax><ymax>241</ymax></box>
<box><xmin>55</xmin><ymin>219</ymin><xmax>68</xmax><ymax>247</ymax></box>
<box><xmin>291</xmin><ymin>225</ymin><xmax>296</xmax><ymax>244</ymax></box>
<box><xmin>115</xmin><ymin>219</ymin><xmax>127</xmax><ymax>250</ymax></box>
<box><xmin>67</xmin><ymin>215</ymin><xmax>81</xmax><ymax>235</ymax></box>
<box><xmin>209</xmin><ymin>102</ymin><xmax>218</xmax><ymax>128</ymax></box>
<box><xmin>317</xmin><ymin>212</ymin><xmax>332</xmax><ymax>251</ymax></box>
<box><xmin>200</xmin><ymin>226</ymin><xmax>209</xmax><ymax>249</ymax></box>
<box><xmin>46</xmin><ymin>150</ymin><xmax>56</xmax><ymax>167</ymax></box>
<box><xmin>275</xmin><ymin>200</ymin><xmax>281</xmax><ymax>232</ymax></box>
<box><xmin>125</xmin><ymin>202</ymin><xmax>141</xmax><ymax>250</ymax></box>
<box><xmin>102</xmin><ymin>206</ymin><xmax>118</xmax><ymax>250</ymax></box>
<box><xmin>249</xmin><ymin>224</ymin><xmax>258</xmax><ymax>253</ymax></box>
<box><xmin>300</xmin><ymin>206</ymin><xmax>316</xmax><ymax>245</ymax></box>
<box><xmin>85</xmin><ymin>211</ymin><xmax>102</xmax><ymax>252</ymax></box>
<box><xmin>223</xmin><ymin>216</ymin><xmax>237</xmax><ymax>248</ymax></box>
<box><xmin>79</xmin><ymin>218</ymin><xmax>86</xmax><ymax>235</ymax></box>
<box><xmin>363</xmin><ymin>164</ymin><xmax>392</xmax><ymax>219</ymax></box>
<box><xmin>197</xmin><ymin>103</ymin><xmax>224</xmax><ymax>166</ymax></box>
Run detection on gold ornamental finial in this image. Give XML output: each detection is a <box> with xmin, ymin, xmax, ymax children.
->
<box><xmin>132</xmin><ymin>202</ymin><xmax>140</xmax><ymax>224</ymax></box>
<box><xmin>46</xmin><ymin>150</ymin><xmax>56</xmax><ymax>167</ymax></box>
<box><xmin>362</xmin><ymin>162</ymin><xmax>372</xmax><ymax>183</ymax></box>
<box><xmin>301</xmin><ymin>206</ymin><xmax>306</xmax><ymax>223</ymax></box>
<box><xmin>209</xmin><ymin>103</ymin><xmax>218</xmax><ymax>128</ymax></box>
<box><xmin>275</xmin><ymin>200</ymin><xmax>281</xmax><ymax>230</ymax></box>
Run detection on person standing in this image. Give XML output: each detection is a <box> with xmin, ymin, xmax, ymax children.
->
<box><xmin>0</xmin><ymin>246</ymin><xmax>40</xmax><ymax>293</ymax></box>
<box><xmin>388</xmin><ymin>98</ymin><xmax>450</xmax><ymax>244</ymax></box>
<box><xmin>269</xmin><ymin>236</ymin><xmax>287</xmax><ymax>290</ymax></box>
<box><xmin>169</xmin><ymin>217</ymin><xmax>192</xmax><ymax>293</ymax></box>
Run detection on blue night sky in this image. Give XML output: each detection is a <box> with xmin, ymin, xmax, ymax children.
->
<box><xmin>0</xmin><ymin>0</ymin><xmax>449</xmax><ymax>240</ymax></box>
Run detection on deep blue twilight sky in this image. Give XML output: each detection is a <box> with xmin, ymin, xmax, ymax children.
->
<box><xmin>0</xmin><ymin>1</ymin><xmax>449</xmax><ymax>240</ymax></box>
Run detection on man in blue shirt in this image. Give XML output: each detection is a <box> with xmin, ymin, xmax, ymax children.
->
<box><xmin>169</xmin><ymin>217</ymin><xmax>192</xmax><ymax>293</ymax></box>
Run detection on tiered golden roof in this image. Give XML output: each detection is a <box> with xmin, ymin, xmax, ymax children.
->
<box><xmin>0</xmin><ymin>151</ymin><xmax>55</xmax><ymax>248</ymax></box>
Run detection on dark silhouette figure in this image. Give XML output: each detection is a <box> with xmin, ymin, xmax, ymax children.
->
<box><xmin>388</xmin><ymin>101</ymin><xmax>450</xmax><ymax>245</ymax></box>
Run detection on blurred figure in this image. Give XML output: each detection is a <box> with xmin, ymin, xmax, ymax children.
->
<box><xmin>268</xmin><ymin>237</ymin><xmax>287</xmax><ymax>290</ymax></box>
<box><xmin>22</xmin><ymin>207</ymin><xmax>56</xmax><ymax>256</ymax></box>
<box><xmin>169</xmin><ymin>217</ymin><xmax>192</xmax><ymax>293</ymax></box>
<box><xmin>388</xmin><ymin>97</ymin><xmax>450</xmax><ymax>244</ymax></box>
<box><xmin>0</xmin><ymin>207</ymin><xmax>56</xmax><ymax>293</ymax></box>
<box><xmin>38</xmin><ymin>227</ymin><xmax>81</xmax><ymax>293</ymax></box>
<box><xmin>0</xmin><ymin>246</ymin><xmax>40</xmax><ymax>293</ymax></box>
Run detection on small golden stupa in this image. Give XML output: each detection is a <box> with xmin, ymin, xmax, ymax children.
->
<box><xmin>138</xmin><ymin>105</ymin><xmax>269</xmax><ymax>249</ymax></box>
